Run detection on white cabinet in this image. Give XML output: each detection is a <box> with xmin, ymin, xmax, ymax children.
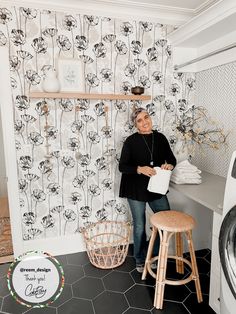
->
<box><xmin>209</xmin><ymin>212</ymin><xmax>222</xmax><ymax>314</ymax></box>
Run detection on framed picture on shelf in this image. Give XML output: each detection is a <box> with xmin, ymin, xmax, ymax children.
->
<box><xmin>57</xmin><ymin>58</ymin><xmax>84</xmax><ymax>92</ymax></box>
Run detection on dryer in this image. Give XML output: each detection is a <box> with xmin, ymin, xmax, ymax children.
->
<box><xmin>219</xmin><ymin>150</ymin><xmax>236</xmax><ymax>314</ymax></box>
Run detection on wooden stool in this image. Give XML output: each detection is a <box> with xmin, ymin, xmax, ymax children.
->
<box><xmin>142</xmin><ymin>210</ymin><xmax>203</xmax><ymax>309</ymax></box>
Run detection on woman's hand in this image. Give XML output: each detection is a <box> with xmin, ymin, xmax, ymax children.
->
<box><xmin>161</xmin><ymin>163</ymin><xmax>174</xmax><ymax>170</ymax></box>
<box><xmin>137</xmin><ymin>166</ymin><xmax>156</xmax><ymax>177</ymax></box>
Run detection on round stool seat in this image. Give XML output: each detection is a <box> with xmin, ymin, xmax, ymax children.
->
<box><xmin>150</xmin><ymin>210</ymin><xmax>196</xmax><ymax>232</ymax></box>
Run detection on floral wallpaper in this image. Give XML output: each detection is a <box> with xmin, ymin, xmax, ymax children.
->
<box><xmin>0</xmin><ymin>5</ymin><xmax>199</xmax><ymax>242</ymax></box>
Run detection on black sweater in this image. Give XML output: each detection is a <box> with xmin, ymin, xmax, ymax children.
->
<box><xmin>119</xmin><ymin>131</ymin><xmax>176</xmax><ymax>201</ymax></box>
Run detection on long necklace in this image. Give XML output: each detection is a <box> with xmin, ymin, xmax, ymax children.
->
<box><xmin>141</xmin><ymin>133</ymin><xmax>154</xmax><ymax>166</ymax></box>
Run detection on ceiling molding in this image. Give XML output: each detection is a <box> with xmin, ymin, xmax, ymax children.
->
<box><xmin>1</xmin><ymin>0</ymin><xmax>195</xmax><ymax>25</ymax></box>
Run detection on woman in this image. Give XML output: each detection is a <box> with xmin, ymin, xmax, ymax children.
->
<box><xmin>119</xmin><ymin>108</ymin><xmax>176</xmax><ymax>272</ymax></box>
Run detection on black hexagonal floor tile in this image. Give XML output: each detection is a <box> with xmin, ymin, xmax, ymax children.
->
<box><xmin>195</xmin><ymin>257</ymin><xmax>211</xmax><ymax>274</ymax></box>
<box><xmin>124</xmin><ymin>307</ymin><xmax>151</xmax><ymax>313</ymax></box>
<box><xmin>1</xmin><ymin>294</ymin><xmax>27</xmax><ymax>314</ymax></box>
<box><xmin>152</xmin><ymin>301</ymin><xmax>190</xmax><ymax>314</ymax></box>
<box><xmin>125</xmin><ymin>284</ymin><xmax>155</xmax><ymax>310</ymax></box>
<box><xmin>26</xmin><ymin>306</ymin><xmax>57</xmax><ymax>313</ymax></box>
<box><xmin>130</xmin><ymin>268</ymin><xmax>155</xmax><ymax>286</ymax></box>
<box><xmin>50</xmin><ymin>283</ymin><xmax>73</xmax><ymax>307</ymax></box>
<box><xmin>54</xmin><ymin>254</ymin><xmax>67</xmax><ymax>267</ymax></box>
<box><xmin>103</xmin><ymin>270</ymin><xmax>135</xmax><ymax>292</ymax></box>
<box><xmin>186</xmin><ymin>273</ymin><xmax>210</xmax><ymax>295</ymax></box>
<box><xmin>165</xmin><ymin>260</ymin><xmax>190</xmax><ymax>281</ymax></box>
<box><xmin>57</xmin><ymin>298</ymin><xmax>94</xmax><ymax>314</ymax></box>
<box><xmin>63</xmin><ymin>264</ymin><xmax>84</xmax><ymax>284</ymax></box>
<box><xmin>93</xmin><ymin>290</ymin><xmax>129</xmax><ymax>314</ymax></box>
<box><xmin>83</xmin><ymin>262</ymin><xmax>112</xmax><ymax>278</ymax></box>
<box><xmin>115</xmin><ymin>256</ymin><xmax>136</xmax><ymax>272</ymax></box>
<box><xmin>73</xmin><ymin>276</ymin><xmax>104</xmax><ymax>299</ymax></box>
<box><xmin>66</xmin><ymin>251</ymin><xmax>89</xmax><ymax>266</ymax></box>
<box><xmin>162</xmin><ymin>284</ymin><xmax>190</xmax><ymax>303</ymax></box>
<box><xmin>0</xmin><ymin>276</ymin><xmax>9</xmax><ymax>297</ymax></box>
<box><xmin>184</xmin><ymin>293</ymin><xmax>215</xmax><ymax>314</ymax></box>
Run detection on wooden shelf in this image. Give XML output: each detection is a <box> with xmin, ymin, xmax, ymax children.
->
<box><xmin>30</xmin><ymin>92</ymin><xmax>151</xmax><ymax>101</ymax></box>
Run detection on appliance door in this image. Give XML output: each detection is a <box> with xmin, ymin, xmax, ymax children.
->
<box><xmin>219</xmin><ymin>205</ymin><xmax>236</xmax><ymax>299</ymax></box>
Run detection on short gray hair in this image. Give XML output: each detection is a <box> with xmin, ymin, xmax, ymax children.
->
<box><xmin>131</xmin><ymin>107</ymin><xmax>147</xmax><ymax>124</ymax></box>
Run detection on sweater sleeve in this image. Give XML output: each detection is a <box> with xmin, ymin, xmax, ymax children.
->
<box><xmin>119</xmin><ymin>138</ymin><xmax>138</xmax><ymax>174</ymax></box>
<box><xmin>162</xmin><ymin>134</ymin><xmax>177</xmax><ymax>168</ymax></box>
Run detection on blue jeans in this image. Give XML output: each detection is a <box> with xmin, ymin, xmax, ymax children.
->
<box><xmin>127</xmin><ymin>195</ymin><xmax>170</xmax><ymax>265</ymax></box>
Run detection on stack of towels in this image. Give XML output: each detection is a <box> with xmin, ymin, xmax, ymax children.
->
<box><xmin>171</xmin><ymin>160</ymin><xmax>202</xmax><ymax>184</ymax></box>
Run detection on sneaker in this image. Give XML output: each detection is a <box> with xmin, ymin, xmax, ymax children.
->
<box><xmin>136</xmin><ymin>264</ymin><xmax>144</xmax><ymax>273</ymax></box>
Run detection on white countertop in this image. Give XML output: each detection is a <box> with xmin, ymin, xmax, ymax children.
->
<box><xmin>170</xmin><ymin>171</ymin><xmax>226</xmax><ymax>214</ymax></box>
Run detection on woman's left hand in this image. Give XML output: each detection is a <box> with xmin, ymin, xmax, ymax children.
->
<box><xmin>161</xmin><ymin>163</ymin><xmax>174</xmax><ymax>170</ymax></box>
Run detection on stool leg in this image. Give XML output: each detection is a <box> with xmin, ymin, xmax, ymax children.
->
<box><xmin>186</xmin><ymin>230</ymin><xmax>203</xmax><ymax>303</ymax></box>
<box><xmin>142</xmin><ymin>226</ymin><xmax>157</xmax><ymax>280</ymax></box>
<box><xmin>154</xmin><ymin>230</ymin><xmax>169</xmax><ymax>309</ymax></box>
<box><xmin>175</xmin><ymin>232</ymin><xmax>184</xmax><ymax>274</ymax></box>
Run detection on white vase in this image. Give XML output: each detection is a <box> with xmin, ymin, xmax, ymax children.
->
<box><xmin>42</xmin><ymin>69</ymin><xmax>60</xmax><ymax>92</ymax></box>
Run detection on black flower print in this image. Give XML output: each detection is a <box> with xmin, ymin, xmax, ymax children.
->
<box><xmin>43</xmin><ymin>27</ymin><xmax>58</xmax><ymax>38</ymax></box>
<box><xmin>95</xmin><ymin>208</ymin><xmax>108</xmax><ymax>221</ymax></box>
<box><xmin>94</xmin><ymin>101</ymin><xmax>105</xmax><ymax>117</ymax></box>
<box><xmin>166</xmin><ymin>45</ymin><xmax>172</xmax><ymax>58</ymax></box>
<box><xmin>63</xmin><ymin>209</ymin><xmax>76</xmax><ymax>221</ymax></box>
<box><xmin>23</xmin><ymin>212</ymin><xmax>36</xmax><ymax>226</ymax></box>
<box><xmin>71</xmin><ymin>120</ymin><xmax>84</xmax><ymax>134</ymax></box>
<box><xmin>103</xmin><ymin>34</ymin><xmax>116</xmax><ymax>43</ymax></box>
<box><xmin>11</xmin><ymin>77</ymin><xmax>17</xmax><ymax>89</ymax></box>
<box><xmin>86</xmin><ymin>73</ymin><xmax>99</xmax><ymax>88</ymax></box>
<box><xmin>20</xmin><ymin>7</ymin><xmax>37</xmax><ymax>19</ymax></box>
<box><xmin>15</xmin><ymin>95</ymin><xmax>30</xmax><ymax>111</ymax></box>
<box><xmin>173</xmin><ymin>72</ymin><xmax>184</xmax><ymax>80</ymax></box>
<box><xmin>114</xmin><ymin>40</ymin><xmax>128</xmax><ymax>55</ymax></box>
<box><xmin>14</xmin><ymin>120</ymin><xmax>25</xmax><ymax>135</ymax></box>
<box><xmin>124</xmin><ymin>63</ymin><xmax>137</xmax><ymax>78</ymax></box>
<box><xmin>101</xmin><ymin>178</ymin><xmax>112</xmax><ymax>190</ymax></box>
<box><xmin>130</xmin><ymin>40</ymin><xmax>142</xmax><ymax>56</ymax></box>
<box><xmin>163</xmin><ymin>100</ymin><xmax>174</xmax><ymax>112</ymax></box>
<box><xmin>146</xmin><ymin>102</ymin><xmax>156</xmax><ymax>116</ymax></box>
<box><xmin>32</xmin><ymin>37</ymin><xmax>47</xmax><ymax>54</ymax></box>
<box><xmin>32</xmin><ymin>189</ymin><xmax>46</xmax><ymax>202</ymax></box>
<box><xmin>47</xmin><ymin>183</ymin><xmax>60</xmax><ymax>195</ymax></box>
<box><xmin>120</xmin><ymin>22</ymin><xmax>133</xmax><ymax>37</ymax></box>
<box><xmin>93</xmin><ymin>42</ymin><xmax>106</xmax><ymax>58</ymax></box>
<box><xmin>59</xmin><ymin>99</ymin><xmax>73</xmax><ymax>112</ymax></box>
<box><xmin>72</xmin><ymin>175</ymin><xmax>86</xmax><ymax>188</ymax></box>
<box><xmin>15</xmin><ymin>140</ymin><xmax>21</xmax><ymax>150</ymax></box>
<box><xmin>81</xmin><ymin>114</ymin><xmax>95</xmax><ymax>124</ymax></box>
<box><xmin>84</xmin><ymin>15</ymin><xmax>99</xmax><ymax>26</ymax></box>
<box><xmin>0</xmin><ymin>31</ymin><xmax>6</xmax><ymax>45</ymax></box>
<box><xmin>9</xmin><ymin>56</ymin><xmax>21</xmax><ymax>71</ymax></box>
<box><xmin>46</xmin><ymin>126</ymin><xmax>58</xmax><ymax>140</ymax></box>
<box><xmin>139</xmin><ymin>75</ymin><xmax>151</xmax><ymax>88</ymax></box>
<box><xmin>115</xmin><ymin>100</ymin><xmax>127</xmax><ymax>112</ymax></box>
<box><xmin>152</xmin><ymin>71</ymin><xmax>163</xmax><ymax>84</ymax></box>
<box><xmin>95</xmin><ymin>157</ymin><xmax>108</xmax><ymax>171</ymax></box>
<box><xmin>24</xmin><ymin>173</ymin><xmax>40</xmax><ymax>182</ymax></box>
<box><xmin>101</xmin><ymin>126</ymin><xmax>112</xmax><ymax>138</ymax></box>
<box><xmin>10</xmin><ymin>29</ymin><xmax>26</xmax><ymax>46</ymax></box>
<box><xmin>169</xmin><ymin>83</ymin><xmax>180</xmax><ymax>96</ymax></box>
<box><xmin>28</xmin><ymin>132</ymin><xmax>44</xmax><ymax>146</ymax></box>
<box><xmin>155</xmin><ymin>39</ymin><xmax>167</xmax><ymax>48</ymax></box>
<box><xmin>82</xmin><ymin>170</ymin><xmax>96</xmax><ymax>178</ymax></box>
<box><xmin>63</xmin><ymin>15</ymin><xmax>77</xmax><ymax>31</ymax></box>
<box><xmin>88</xmin><ymin>184</ymin><xmax>101</xmax><ymax>196</ymax></box>
<box><xmin>27</xmin><ymin>228</ymin><xmax>43</xmax><ymax>239</ymax></box>
<box><xmin>75</xmin><ymin>35</ymin><xmax>88</xmax><ymax>51</ymax></box>
<box><xmin>41</xmin><ymin>214</ymin><xmax>55</xmax><ymax>230</ymax></box>
<box><xmin>70</xmin><ymin>192</ymin><xmax>82</xmax><ymax>204</ymax></box>
<box><xmin>77</xmin><ymin>154</ymin><xmax>91</xmax><ymax>167</ymax></box>
<box><xmin>38</xmin><ymin>160</ymin><xmax>53</xmax><ymax>188</ymax></box>
<box><xmin>100</xmin><ymin>68</ymin><xmax>112</xmax><ymax>83</ymax></box>
<box><xmin>68</xmin><ymin>137</ymin><xmax>80</xmax><ymax>151</ymax></box>
<box><xmin>19</xmin><ymin>179</ymin><xmax>28</xmax><ymax>192</ymax></box>
<box><xmin>76</xmin><ymin>99</ymin><xmax>89</xmax><ymax>111</ymax></box>
<box><xmin>19</xmin><ymin>156</ymin><xmax>33</xmax><ymax>171</ymax></box>
<box><xmin>178</xmin><ymin>99</ymin><xmax>188</xmax><ymax>112</ymax></box>
<box><xmin>140</xmin><ymin>21</ymin><xmax>153</xmax><ymax>32</ymax></box>
<box><xmin>56</xmin><ymin>35</ymin><xmax>71</xmax><ymax>54</ymax></box>
<box><xmin>120</xmin><ymin>81</ymin><xmax>132</xmax><ymax>94</ymax></box>
<box><xmin>154</xmin><ymin>95</ymin><xmax>165</xmax><ymax>103</ymax></box>
<box><xmin>146</xmin><ymin>47</ymin><xmax>158</xmax><ymax>62</ymax></box>
<box><xmin>0</xmin><ymin>8</ymin><xmax>12</xmax><ymax>24</ymax></box>
<box><xmin>169</xmin><ymin>135</ymin><xmax>177</xmax><ymax>147</ymax></box>
<box><xmin>61</xmin><ymin>156</ymin><xmax>75</xmax><ymax>169</ymax></box>
<box><xmin>186</xmin><ymin>77</ymin><xmax>195</xmax><ymax>91</ymax></box>
<box><xmin>88</xmin><ymin>131</ymin><xmax>100</xmax><ymax>145</ymax></box>
<box><xmin>115</xmin><ymin>202</ymin><xmax>127</xmax><ymax>215</ymax></box>
<box><xmin>25</xmin><ymin>70</ymin><xmax>41</xmax><ymax>91</ymax></box>
<box><xmin>17</xmin><ymin>50</ymin><xmax>33</xmax><ymax>60</ymax></box>
<box><xmin>78</xmin><ymin>205</ymin><xmax>92</xmax><ymax>219</ymax></box>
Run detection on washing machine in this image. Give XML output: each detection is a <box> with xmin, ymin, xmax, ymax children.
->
<box><xmin>219</xmin><ymin>150</ymin><xmax>236</xmax><ymax>314</ymax></box>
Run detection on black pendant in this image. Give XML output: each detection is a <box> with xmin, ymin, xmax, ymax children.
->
<box><xmin>150</xmin><ymin>161</ymin><xmax>154</xmax><ymax>166</ymax></box>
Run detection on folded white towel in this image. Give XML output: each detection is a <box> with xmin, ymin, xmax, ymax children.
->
<box><xmin>148</xmin><ymin>167</ymin><xmax>172</xmax><ymax>195</ymax></box>
<box><xmin>174</xmin><ymin>160</ymin><xmax>199</xmax><ymax>171</ymax></box>
<box><xmin>173</xmin><ymin>168</ymin><xmax>202</xmax><ymax>177</ymax></box>
<box><xmin>172</xmin><ymin>170</ymin><xmax>202</xmax><ymax>180</ymax></box>
<box><xmin>171</xmin><ymin>174</ymin><xmax>202</xmax><ymax>185</ymax></box>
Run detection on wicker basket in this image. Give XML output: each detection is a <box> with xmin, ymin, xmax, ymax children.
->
<box><xmin>82</xmin><ymin>220</ymin><xmax>131</xmax><ymax>269</ymax></box>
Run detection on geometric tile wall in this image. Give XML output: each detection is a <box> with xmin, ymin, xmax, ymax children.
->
<box><xmin>192</xmin><ymin>61</ymin><xmax>236</xmax><ymax>177</ymax></box>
